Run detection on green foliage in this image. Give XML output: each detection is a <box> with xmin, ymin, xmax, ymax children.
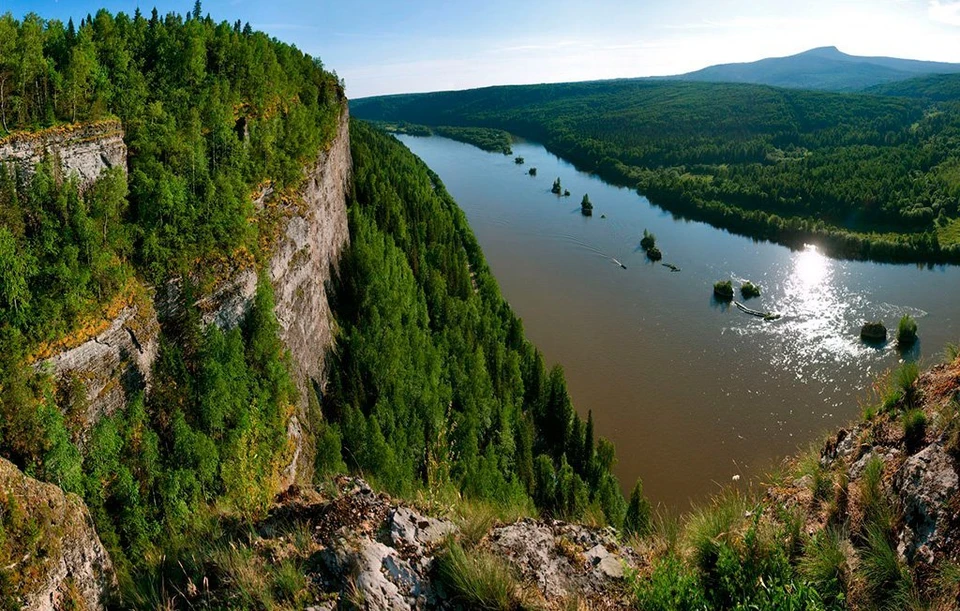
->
<box><xmin>0</xmin><ymin>160</ymin><xmax>131</xmax><ymax>347</ymax></box>
<box><xmin>860</xmin><ymin>524</ymin><xmax>912</xmax><ymax>608</ymax></box>
<box><xmin>860</xmin><ymin>455</ymin><xmax>894</xmax><ymax>536</ymax></box>
<box><xmin>902</xmin><ymin>408</ymin><xmax>927</xmax><ymax>453</ymax></box>
<box><xmin>325</xmin><ymin>121</ymin><xmax>626</xmax><ymax>523</ymax></box>
<box><xmin>740</xmin><ymin>281</ymin><xmax>761</xmax><ymax>298</ymax></box>
<box><xmin>798</xmin><ymin>447</ymin><xmax>831</xmax><ymax>501</ymax></box>
<box><xmin>894</xmin><ymin>362</ymin><xmax>920</xmax><ymax>405</ymax></box>
<box><xmin>681</xmin><ymin>493</ymin><xmax>829</xmax><ymax>610</ymax></box>
<box><xmin>435</xmin><ymin>540</ymin><xmax>535</xmax><ymax>610</ymax></box>
<box><xmin>640</xmin><ymin>229</ymin><xmax>656</xmax><ymax>251</ymax></box>
<box><xmin>799</xmin><ymin>527</ymin><xmax>848</xmax><ymax>607</ymax></box>
<box><xmin>630</xmin><ymin>554</ymin><xmax>707</xmax><ymax>611</ymax></box>
<box><xmin>434</xmin><ymin>126</ymin><xmax>513</xmax><ymax>154</ymax></box>
<box><xmin>0</xmin><ymin>9</ymin><xmax>343</xmax><ymax>285</ymax></box>
<box><xmin>897</xmin><ymin>315</ymin><xmax>918</xmax><ymax>348</ymax></box>
<box><xmin>713</xmin><ymin>280</ymin><xmax>734</xmax><ymax>300</ymax></box>
<box><xmin>354</xmin><ymin>79</ymin><xmax>960</xmax><ymax>263</ymax></box>
<box><xmin>624</xmin><ymin>478</ymin><xmax>652</xmax><ymax>536</ymax></box>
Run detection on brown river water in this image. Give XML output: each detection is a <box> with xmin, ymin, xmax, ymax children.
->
<box><xmin>397</xmin><ymin>134</ymin><xmax>960</xmax><ymax>509</ymax></box>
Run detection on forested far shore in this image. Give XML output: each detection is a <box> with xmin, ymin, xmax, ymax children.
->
<box><xmin>353</xmin><ymin>79</ymin><xmax>960</xmax><ymax>264</ymax></box>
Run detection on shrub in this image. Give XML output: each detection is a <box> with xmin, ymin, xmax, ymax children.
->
<box><xmin>896</xmin><ymin>315</ymin><xmax>918</xmax><ymax>348</ymax></box>
<box><xmin>894</xmin><ymin>362</ymin><xmax>920</xmax><ymax>406</ymax></box>
<box><xmin>740</xmin><ymin>281</ymin><xmax>761</xmax><ymax>298</ymax></box>
<box><xmin>640</xmin><ymin>229</ymin><xmax>656</xmax><ymax>251</ymax></box>
<box><xmin>684</xmin><ymin>490</ymin><xmax>747</xmax><ymax>576</ymax></box>
<box><xmin>713</xmin><ymin>280</ymin><xmax>734</xmax><ymax>300</ymax></box>
<box><xmin>860</xmin><ymin>456</ymin><xmax>894</xmax><ymax>535</ymax></box>
<box><xmin>630</xmin><ymin>554</ymin><xmax>707</xmax><ymax>611</ymax></box>
<box><xmin>798</xmin><ymin>448</ymin><xmax>831</xmax><ymax>501</ymax></box>
<box><xmin>624</xmin><ymin>479</ymin><xmax>652</xmax><ymax>536</ymax></box>
<box><xmin>903</xmin><ymin>409</ymin><xmax>927</xmax><ymax>453</ymax></box>
<box><xmin>860</xmin><ymin>524</ymin><xmax>911</xmax><ymax>607</ymax></box>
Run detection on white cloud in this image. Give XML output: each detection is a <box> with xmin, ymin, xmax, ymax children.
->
<box><xmin>929</xmin><ymin>1</ymin><xmax>960</xmax><ymax>25</ymax></box>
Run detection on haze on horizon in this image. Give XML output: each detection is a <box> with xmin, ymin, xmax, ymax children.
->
<box><xmin>6</xmin><ymin>0</ymin><xmax>960</xmax><ymax>97</ymax></box>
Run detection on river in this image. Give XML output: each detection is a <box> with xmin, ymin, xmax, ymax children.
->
<box><xmin>396</xmin><ymin>134</ymin><xmax>960</xmax><ymax>509</ymax></box>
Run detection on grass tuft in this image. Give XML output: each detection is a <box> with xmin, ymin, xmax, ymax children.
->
<box><xmin>902</xmin><ymin>408</ymin><xmax>927</xmax><ymax>453</ymax></box>
<box><xmin>860</xmin><ymin>524</ymin><xmax>911</xmax><ymax>608</ymax></box>
<box><xmin>435</xmin><ymin>540</ymin><xmax>538</xmax><ymax>610</ymax></box>
<box><xmin>799</xmin><ymin>527</ymin><xmax>849</xmax><ymax>606</ymax></box>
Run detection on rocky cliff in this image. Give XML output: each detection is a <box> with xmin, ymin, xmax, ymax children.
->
<box><xmin>37</xmin><ymin>110</ymin><xmax>350</xmax><ymax>466</ymax></box>
<box><xmin>155</xmin><ymin>109</ymin><xmax>352</xmax><ymax>485</ymax></box>
<box><xmin>39</xmin><ymin>288</ymin><xmax>160</xmax><ymax>447</ymax></box>
<box><xmin>0</xmin><ymin>458</ymin><xmax>114</xmax><ymax>610</ymax></box>
<box><xmin>7</xmin><ymin>111</ymin><xmax>350</xmax><ymax>608</ymax></box>
<box><xmin>0</xmin><ymin>120</ymin><xmax>126</xmax><ymax>190</ymax></box>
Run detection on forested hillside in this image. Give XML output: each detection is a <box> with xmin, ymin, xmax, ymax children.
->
<box><xmin>865</xmin><ymin>73</ymin><xmax>960</xmax><ymax>102</ymax></box>
<box><xmin>329</xmin><ymin>121</ymin><xmax>628</xmax><ymax>524</ymax></box>
<box><xmin>0</xmin><ymin>7</ymin><xmax>348</xmax><ymax>601</ymax></box>
<box><xmin>0</xmin><ymin>8</ymin><xmax>641</xmax><ymax>604</ymax></box>
<box><xmin>353</xmin><ymin>79</ymin><xmax>960</xmax><ymax>263</ymax></box>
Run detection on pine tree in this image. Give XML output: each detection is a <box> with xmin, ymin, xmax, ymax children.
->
<box><xmin>582</xmin><ymin>410</ymin><xmax>595</xmax><ymax>472</ymax></box>
<box><xmin>624</xmin><ymin>478</ymin><xmax>652</xmax><ymax>536</ymax></box>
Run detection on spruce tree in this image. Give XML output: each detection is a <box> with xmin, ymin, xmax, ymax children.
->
<box><xmin>625</xmin><ymin>478</ymin><xmax>652</xmax><ymax>536</ymax></box>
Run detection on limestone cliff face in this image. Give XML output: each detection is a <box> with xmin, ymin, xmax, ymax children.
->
<box><xmin>154</xmin><ymin>110</ymin><xmax>351</xmax><ymax>485</ymax></box>
<box><xmin>270</xmin><ymin>111</ymin><xmax>352</xmax><ymax>485</ymax></box>
<box><xmin>42</xmin><ymin>296</ymin><xmax>160</xmax><ymax>447</ymax></box>
<box><xmin>0</xmin><ymin>458</ymin><xmax>114</xmax><ymax>610</ymax></box>
<box><xmin>0</xmin><ymin>120</ymin><xmax>126</xmax><ymax>189</ymax></box>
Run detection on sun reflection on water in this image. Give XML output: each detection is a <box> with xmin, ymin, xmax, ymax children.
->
<box><xmin>767</xmin><ymin>244</ymin><xmax>868</xmax><ymax>383</ymax></box>
<box><xmin>793</xmin><ymin>244</ymin><xmax>829</xmax><ymax>289</ymax></box>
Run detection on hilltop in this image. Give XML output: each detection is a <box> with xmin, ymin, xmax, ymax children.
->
<box><xmin>671</xmin><ymin>46</ymin><xmax>960</xmax><ymax>91</ymax></box>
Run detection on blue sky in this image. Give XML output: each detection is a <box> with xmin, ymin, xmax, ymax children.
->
<box><xmin>4</xmin><ymin>0</ymin><xmax>960</xmax><ymax>97</ymax></box>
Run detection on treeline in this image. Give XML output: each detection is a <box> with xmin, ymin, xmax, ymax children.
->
<box><xmin>325</xmin><ymin>120</ymin><xmax>631</xmax><ymax>526</ymax></box>
<box><xmin>0</xmin><ymin>8</ymin><xmax>343</xmax><ymax>284</ymax></box>
<box><xmin>353</xmin><ymin>79</ymin><xmax>960</xmax><ymax>263</ymax></box>
<box><xmin>374</xmin><ymin>120</ymin><xmax>513</xmax><ymax>154</ymax></box>
<box><xmin>434</xmin><ymin>125</ymin><xmax>513</xmax><ymax>154</ymax></box>
<box><xmin>865</xmin><ymin>73</ymin><xmax>960</xmax><ymax>102</ymax></box>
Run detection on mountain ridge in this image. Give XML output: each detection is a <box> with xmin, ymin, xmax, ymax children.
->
<box><xmin>670</xmin><ymin>46</ymin><xmax>960</xmax><ymax>91</ymax></box>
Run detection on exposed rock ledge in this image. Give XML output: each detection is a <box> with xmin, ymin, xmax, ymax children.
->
<box><xmin>42</xmin><ymin>298</ymin><xmax>159</xmax><ymax>446</ymax></box>
<box><xmin>0</xmin><ymin>458</ymin><xmax>114</xmax><ymax>610</ymax></box>
<box><xmin>194</xmin><ymin>477</ymin><xmax>638</xmax><ymax>609</ymax></box>
<box><xmin>0</xmin><ymin>120</ymin><xmax>126</xmax><ymax>189</ymax></box>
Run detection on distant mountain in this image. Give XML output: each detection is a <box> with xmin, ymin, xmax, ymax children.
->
<box><xmin>673</xmin><ymin>46</ymin><xmax>960</xmax><ymax>92</ymax></box>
